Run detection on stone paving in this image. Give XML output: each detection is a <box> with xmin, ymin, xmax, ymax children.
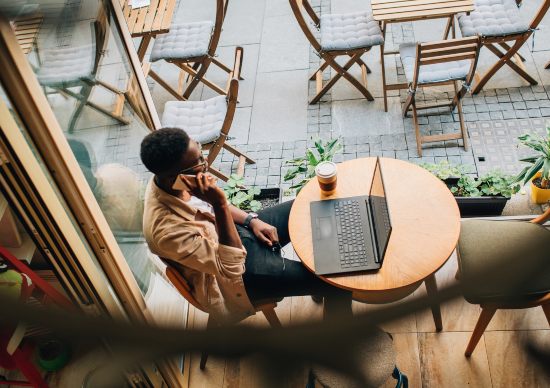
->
<box><xmin>100</xmin><ymin>0</ymin><xmax>550</xmax><ymax>209</ymax></box>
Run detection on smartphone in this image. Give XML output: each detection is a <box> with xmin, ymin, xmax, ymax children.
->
<box><xmin>172</xmin><ymin>174</ymin><xmax>198</xmax><ymax>191</ymax></box>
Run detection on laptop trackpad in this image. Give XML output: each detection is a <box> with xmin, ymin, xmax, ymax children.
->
<box><xmin>316</xmin><ymin>216</ymin><xmax>333</xmax><ymax>239</ymax></box>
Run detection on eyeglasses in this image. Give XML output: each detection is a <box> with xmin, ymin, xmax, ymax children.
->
<box><xmin>179</xmin><ymin>142</ymin><xmax>208</xmax><ymax>175</ymax></box>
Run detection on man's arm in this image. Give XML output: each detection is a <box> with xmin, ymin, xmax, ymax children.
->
<box><xmin>229</xmin><ymin>204</ymin><xmax>248</xmax><ymax>225</ymax></box>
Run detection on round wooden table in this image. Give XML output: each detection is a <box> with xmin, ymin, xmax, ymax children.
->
<box><xmin>289</xmin><ymin>157</ymin><xmax>461</xmax><ymax>330</ymax></box>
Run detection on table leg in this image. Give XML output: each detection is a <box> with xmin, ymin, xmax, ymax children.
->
<box><xmin>137</xmin><ymin>35</ymin><xmax>152</xmax><ymax>62</ymax></box>
<box><xmin>425</xmin><ymin>273</ymin><xmax>443</xmax><ymax>331</ymax></box>
<box><xmin>380</xmin><ymin>21</ymin><xmax>388</xmax><ymax>112</ymax></box>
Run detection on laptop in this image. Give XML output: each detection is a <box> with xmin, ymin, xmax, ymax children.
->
<box><xmin>310</xmin><ymin>158</ymin><xmax>392</xmax><ymax>275</ymax></box>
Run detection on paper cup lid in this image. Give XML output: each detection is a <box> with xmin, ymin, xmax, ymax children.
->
<box><xmin>315</xmin><ymin>161</ymin><xmax>337</xmax><ymax>178</ymax></box>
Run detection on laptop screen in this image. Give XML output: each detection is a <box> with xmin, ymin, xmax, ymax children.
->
<box><xmin>369</xmin><ymin>158</ymin><xmax>392</xmax><ymax>261</ymax></box>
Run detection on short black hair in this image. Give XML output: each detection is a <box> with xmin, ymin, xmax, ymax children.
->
<box><xmin>140</xmin><ymin>127</ymin><xmax>190</xmax><ymax>175</ymax></box>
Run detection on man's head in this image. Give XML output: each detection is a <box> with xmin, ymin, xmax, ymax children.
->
<box><xmin>140</xmin><ymin>127</ymin><xmax>206</xmax><ymax>178</ymax></box>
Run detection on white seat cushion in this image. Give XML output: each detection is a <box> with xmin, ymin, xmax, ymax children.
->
<box><xmin>458</xmin><ymin>0</ymin><xmax>529</xmax><ymax>37</ymax></box>
<box><xmin>320</xmin><ymin>11</ymin><xmax>384</xmax><ymax>51</ymax></box>
<box><xmin>36</xmin><ymin>45</ymin><xmax>94</xmax><ymax>87</ymax></box>
<box><xmin>161</xmin><ymin>96</ymin><xmax>227</xmax><ymax>144</ymax></box>
<box><xmin>150</xmin><ymin>21</ymin><xmax>213</xmax><ymax>62</ymax></box>
<box><xmin>400</xmin><ymin>43</ymin><xmax>472</xmax><ymax>84</ymax></box>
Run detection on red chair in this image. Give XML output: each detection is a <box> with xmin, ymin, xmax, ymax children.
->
<box><xmin>0</xmin><ymin>246</ymin><xmax>73</xmax><ymax>387</ymax></box>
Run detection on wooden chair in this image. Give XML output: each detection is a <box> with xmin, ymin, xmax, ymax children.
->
<box><xmin>457</xmin><ymin>0</ymin><xmax>550</xmax><ymax>94</ymax></box>
<box><xmin>163</xmin><ymin>261</ymin><xmax>282</xmax><ymax>370</ymax></box>
<box><xmin>160</xmin><ymin>47</ymin><xmax>254</xmax><ymax>182</ymax></box>
<box><xmin>147</xmin><ymin>0</ymin><xmax>236</xmax><ymax>101</ymax></box>
<box><xmin>36</xmin><ymin>7</ymin><xmax>129</xmax><ymax>132</ymax></box>
<box><xmin>0</xmin><ymin>246</ymin><xmax>73</xmax><ymax>387</ymax></box>
<box><xmin>289</xmin><ymin>0</ymin><xmax>384</xmax><ymax>104</ymax></box>
<box><xmin>400</xmin><ymin>36</ymin><xmax>481</xmax><ymax>156</ymax></box>
<box><xmin>456</xmin><ymin>207</ymin><xmax>550</xmax><ymax>356</ymax></box>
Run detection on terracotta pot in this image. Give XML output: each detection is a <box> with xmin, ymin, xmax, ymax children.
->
<box><xmin>530</xmin><ymin>172</ymin><xmax>550</xmax><ymax>204</ymax></box>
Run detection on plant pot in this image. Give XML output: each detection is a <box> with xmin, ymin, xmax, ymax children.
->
<box><xmin>257</xmin><ymin>188</ymin><xmax>281</xmax><ymax>209</ymax></box>
<box><xmin>443</xmin><ymin>176</ymin><xmax>460</xmax><ymax>187</ymax></box>
<box><xmin>530</xmin><ymin>172</ymin><xmax>550</xmax><ymax>204</ymax></box>
<box><xmin>455</xmin><ymin>196</ymin><xmax>509</xmax><ymax>217</ymax></box>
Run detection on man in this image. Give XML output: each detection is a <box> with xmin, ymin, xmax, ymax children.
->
<box><xmin>141</xmin><ymin>127</ymin><xmax>351</xmax><ymax>323</ymax></box>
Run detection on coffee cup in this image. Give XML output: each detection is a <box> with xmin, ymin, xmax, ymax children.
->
<box><xmin>315</xmin><ymin>161</ymin><xmax>337</xmax><ymax>195</ymax></box>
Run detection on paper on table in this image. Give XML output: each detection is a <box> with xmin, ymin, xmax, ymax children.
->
<box><xmin>130</xmin><ymin>0</ymin><xmax>151</xmax><ymax>9</ymax></box>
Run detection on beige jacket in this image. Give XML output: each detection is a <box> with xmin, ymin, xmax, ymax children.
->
<box><xmin>143</xmin><ymin>179</ymin><xmax>255</xmax><ymax>323</ymax></box>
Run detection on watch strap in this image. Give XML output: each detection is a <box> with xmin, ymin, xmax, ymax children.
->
<box><xmin>243</xmin><ymin>213</ymin><xmax>258</xmax><ymax>229</ymax></box>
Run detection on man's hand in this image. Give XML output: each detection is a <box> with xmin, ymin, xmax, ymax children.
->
<box><xmin>190</xmin><ymin>173</ymin><xmax>227</xmax><ymax>208</ymax></box>
<box><xmin>250</xmin><ymin>218</ymin><xmax>279</xmax><ymax>247</ymax></box>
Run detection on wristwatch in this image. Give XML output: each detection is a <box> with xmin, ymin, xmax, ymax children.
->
<box><xmin>243</xmin><ymin>212</ymin><xmax>258</xmax><ymax>229</ymax></box>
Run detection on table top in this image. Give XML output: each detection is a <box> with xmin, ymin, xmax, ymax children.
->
<box><xmin>12</xmin><ymin>15</ymin><xmax>43</xmax><ymax>54</ymax></box>
<box><xmin>119</xmin><ymin>0</ymin><xmax>176</xmax><ymax>37</ymax></box>
<box><xmin>289</xmin><ymin>157</ymin><xmax>460</xmax><ymax>296</ymax></box>
<box><xmin>371</xmin><ymin>0</ymin><xmax>474</xmax><ymax>22</ymax></box>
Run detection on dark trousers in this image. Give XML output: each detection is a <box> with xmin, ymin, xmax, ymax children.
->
<box><xmin>239</xmin><ymin>200</ymin><xmax>352</xmax><ymax>317</ymax></box>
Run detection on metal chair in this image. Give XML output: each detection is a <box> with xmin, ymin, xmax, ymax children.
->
<box><xmin>163</xmin><ymin>260</ymin><xmax>282</xmax><ymax>370</ymax></box>
<box><xmin>289</xmin><ymin>0</ymin><xmax>384</xmax><ymax>104</ymax></box>
<box><xmin>400</xmin><ymin>36</ymin><xmax>481</xmax><ymax>156</ymax></box>
<box><xmin>160</xmin><ymin>47</ymin><xmax>254</xmax><ymax>181</ymax></box>
<box><xmin>147</xmin><ymin>0</ymin><xmax>236</xmax><ymax>101</ymax></box>
<box><xmin>457</xmin><ymin>0</ymin><xmax>550</xmax><ymax>94</ymax></box>
<box><xmin>456</xmin><ymin>207</ymin><xmax>550</xmax><ymax>356</ymax></box>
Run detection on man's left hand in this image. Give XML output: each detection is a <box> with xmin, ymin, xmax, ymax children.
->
<box><xmin>250</xmin><ymin>219</ymin><xmax>279</xmax><ymax>247</ymax></box>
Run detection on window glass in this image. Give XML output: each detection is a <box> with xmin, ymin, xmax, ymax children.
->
<box><xmin>6</xmin><ymin>0</ymin><xmax>161</xmax><ymax>295</ymax></box>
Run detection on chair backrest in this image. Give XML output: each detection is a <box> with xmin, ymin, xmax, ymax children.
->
<box><xmin>221</xmin><ymin>46</ymin><xmax>243</xmax><ymax>137</ymax></box>
<box><xmin>529</xmin><ymin>0</ymin><xmax>550</xmax><ymax>30</ymax></box>
<box><xmin>289</xmin><ymin>0</ymin><xmax>322</xmax><ymax>52</ymax></box>
<box><xmin>208</xmin><ymin>0</ymin><xmax>229</xmax><ymax>57</ymax></box>
<box><xmin>162</xmin><ymin>259</ymin><xmax>206</xmax><ymax>312</ymax></box>
<box><xmin>412</xmin><ymin>36</ymin><xmax>481</xmax><ymax>90</ymax></box>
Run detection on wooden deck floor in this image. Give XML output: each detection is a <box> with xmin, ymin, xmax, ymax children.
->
<box><xmin>188</xmin><ymin>252</ymin><xmax>550</xmax><ymax>388</ymax></box>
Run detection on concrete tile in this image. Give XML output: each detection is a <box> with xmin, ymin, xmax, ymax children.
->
<box><xmin>332</xmin><ymin>97</ymin><xmax>405</xmax><ymax>137</ymax></box>
<box><xmin>201</xmin><ymin>43</ymin><xmax>260</xmax><ymax>107</ymax></box>
<box><xmin>249</xmin><ymin>70</ymin><xmax>308</xmax><ymax>143</ymax></box>
<box><xmin>265</xmin><ymin>0</ymin><xmax>294</xmax><ymax>16</ymax></box>
<box><xmin>220</xmin><ymin>0</ymin><xmax>266</xmax><ymax>46</ymax></box>
<box><xmin>257</xmin><ymin>14</ymin><xmax>310</xmax><ymax>73</ymax></box>
<box><xmin>229</xmin><ymin>107</ymin><xmax>252</xmax><ymax>145</ymax></box>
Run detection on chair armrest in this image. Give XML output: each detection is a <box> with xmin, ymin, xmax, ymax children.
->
<box><xmin>531</xmin><ymin>206</ymin><xmax>550</xmax><ymax>225</ymax></box>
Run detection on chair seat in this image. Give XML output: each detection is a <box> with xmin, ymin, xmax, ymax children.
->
<box><xmin>36</xmin><ymin>45</ymin><xmax>94</xmax><ymax>87</ymax></box>
<box><xmin>458</xmin><ymin>0</ymin><xmax>530</xmax><ymax>37</ymax></box>
<box><xmin>161</xmin><ymin>96</ymin><xmax>227</xmax><ymax>144</ymax></box>
<box><xmin>320</xmin><ymin>11</ymin><xmax>384</xmax><ymax>52</ymax></box>
<box><xmin>399</xmin><ymin>43</ymin><xmax>472</xmax><ymax>84</ymax></box>
<box><xmin>311</xmin><ymin>327</ymin><xmax>395</xmax><ymax>388</ymax></box>
<box><xmin>458</xmin><ymin>220</ymin><xmax>550</xmax><ymax>304</ymax></box>
<box><xmin>150</xmin><ymin>21</ymin><xmax>214</xmax><ymax>62</ymax></box>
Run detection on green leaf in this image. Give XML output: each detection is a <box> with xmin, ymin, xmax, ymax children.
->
<box><xmin>249</xmin><ymin>200</ymin><xmax>262</xmax><ymax>212</ymax></box>
<box><xmin>314</xmin><ymin>139</ymin><xmax>324</xmax><ymax>155</ymax></box>
<box><xmin>523</xmin><ymin>158</ymin><xmax>545</xmax><ymax>185</ymax></box>
<box><xmin>306</xmin><ymin>149</ymin><xmax>318</xmax><ymax>166</ymax></box>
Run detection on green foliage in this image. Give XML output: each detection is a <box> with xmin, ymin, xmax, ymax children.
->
<box><xmin>283</xmin><ymin>138</ymin><xmax>343</xmax><ymax>193</ymax></box>
<box><xmin>421</xmin><ymin>161</ymin><xmax>519</xmax><ymax>198</ymax></box>
<box><xmin>514</xmin><ymin>127</ymin><xmax>550</xmax><ymax>189</ymax></box>
<box><xmin>223</xmin><ymin>174</ymin><xmax>262</xmax><ymax>212</ymax></box>
<box><xmin>419</xmin><ymin>160</ymin><xmax>472</xmax><ymax>180</ymax></box>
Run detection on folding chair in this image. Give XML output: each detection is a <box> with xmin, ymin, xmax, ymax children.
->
<box><xmin>289</xmin><ymin>0</ymin><xmax>384</xmax><ymax>104</ymax></box>
<box><xmin>457</xmin><ymin>0</ymin><xmax>550</xmax><ymax>94</ymax></box>
<box><xmin>163</xmin><ymin>260</ymin><xmax>282</xmax><ymax>370</ymax></box>
<box><xmin>160</xmin><ymin>47</ymin><xmax>254</xmax><ymax>182</ymax></box>
<box><xmin>36</xmin><ymin>7</ymin><xmax>129</xmax><ymax>132</ymax></box>
<box><xmin>400</xmin><ymin>37</ymin><xmax>481</xmax><ymax>156</ymax></box>
<box><xmin>147</xmin><ymin>0</ymin><xmax>237</xmax><ymax>101</ymax></box>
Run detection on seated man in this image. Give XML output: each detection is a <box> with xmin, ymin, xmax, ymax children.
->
<box><xmin>140</xmin><ymin>127</ymin><xmax>351</xmax><ymax>323</ymax></box>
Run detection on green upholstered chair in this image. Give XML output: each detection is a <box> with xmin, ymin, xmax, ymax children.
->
<box><xmin>457</xmin><ymin>208</ymin><xmax>550</xmax><ymax>357</ymax></box>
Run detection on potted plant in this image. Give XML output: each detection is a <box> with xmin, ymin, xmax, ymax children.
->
<box><xmin>283</xmin><ymin>138</ymin><xmax>343</xmax><ymax>194</ymax></box>
<box><xmin>223</xmin><ymin>174</ymin><xmax>280</xmax><ymax>210</ymax></box>
<box><xmin>420</xmin><ymin>161</ymin><xmax>519</xmax><ymax>216</ymax></box>
<box><xmin>514</xmin><ymin>127</ymin><xmax>550</xmax><ymax>204</ymax></box>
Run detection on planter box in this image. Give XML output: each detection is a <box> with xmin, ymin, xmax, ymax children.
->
<box><xmin>257</xmin><ymin>188</ymin><xmax>281</xmax><ymax>209</ymax></box>
<box><xmin>455</xmin><ymin>196</ymin><xmax>509</xmax><ymax>217</ymax></box>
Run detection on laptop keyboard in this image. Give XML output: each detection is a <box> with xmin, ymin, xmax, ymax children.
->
<box><xmin>334</xmin><ymin>199</ymin><xmax>368</xmax><ymax>268</ymax></box>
